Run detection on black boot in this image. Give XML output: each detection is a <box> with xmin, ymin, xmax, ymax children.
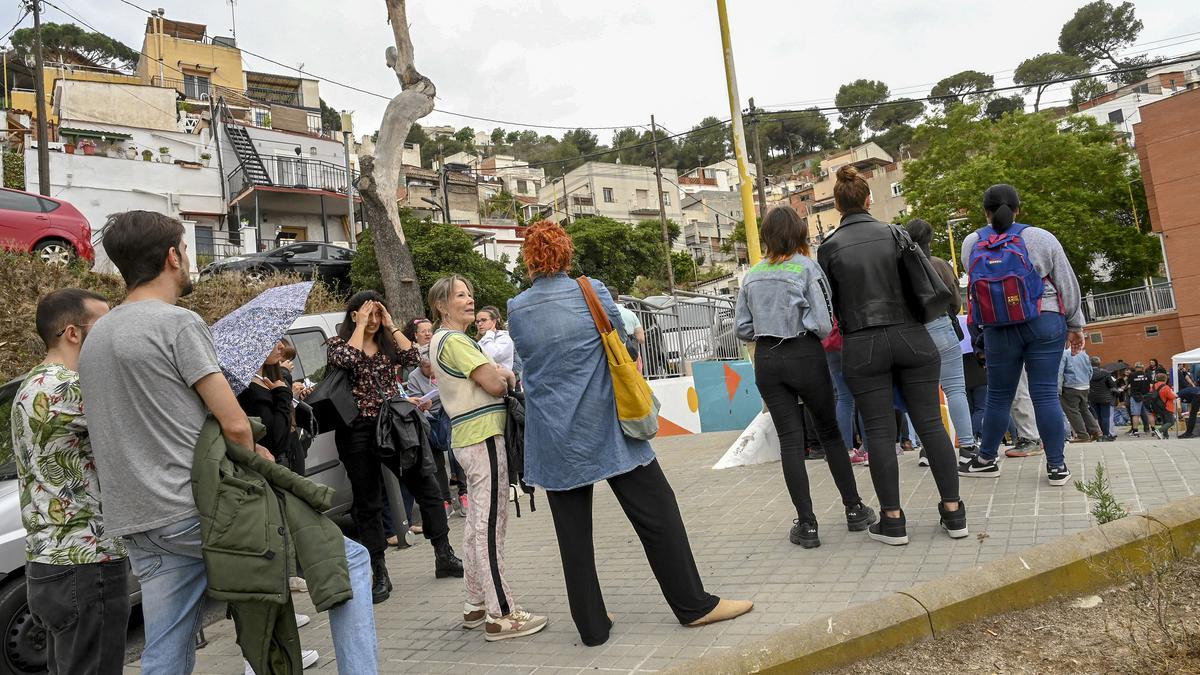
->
<box><xmin>371</xmin><ymin>556</ymin><xmax>392</xmax><ymax>604</ymax></box>
<box><xmin>434</xmin><ymin>539</ymin><xmax>464</xmax><ymax>579</ymax></box>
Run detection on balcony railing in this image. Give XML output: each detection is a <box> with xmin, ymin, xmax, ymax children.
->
<box><xmin>1083</xmin><ymin>282</ymin><xmax>1175</xmax><ymax>322</ymax></box>
<box><xmin>150</xmin><ymin>76</ymin><xmax>301</xmax><ymax>108</ymax></box>
<box><xmin>227</xmin><ymin>156</ymin><xmax>356</xmax><ymax>199</ymax></box>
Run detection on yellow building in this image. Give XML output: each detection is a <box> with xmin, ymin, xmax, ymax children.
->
<box><xmin>137</xmin><ymin>17</ymin><xmax>244</xmax><ymax>100</ymax></box>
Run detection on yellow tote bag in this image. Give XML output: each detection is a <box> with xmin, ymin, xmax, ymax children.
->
<box><xmin>577</xmin><ymin>277</ymin><xmax>660</xmax><ymax>440</ymax></box>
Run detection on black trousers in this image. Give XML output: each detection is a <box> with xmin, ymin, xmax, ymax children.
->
<box><xmin>26</xmin><ymin>559</ymin><xmax>131</xmax><ymax>675</ymax></box>
<box><xmin>842</xmin><ymin>323</ymin><xmax>960</xmax><ymax>511</ymax></box>
<box><xmin>546</xmin><ymin>460</ymin><xmax>719</xmax><ymax>646</ymax></box>
<box><xmin>754</xmin><ymin>334</ymin><xmax>863</xmax><ymax>521</ymax></box>
<box><xmin>336</xmin><ymin>417</ymin><xmax>450</xmax><ymax>560</ymax></box>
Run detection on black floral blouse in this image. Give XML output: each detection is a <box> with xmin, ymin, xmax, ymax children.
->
<box><xmin>326</xmin><ymin>336</ymin><xmax>419</xmax><ymax>419</ymax></box>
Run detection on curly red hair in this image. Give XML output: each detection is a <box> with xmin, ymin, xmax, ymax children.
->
<box><xmin>522</xmin><ymin>220</ymin><xmax>574</xmax><ymax>277</ymax></box>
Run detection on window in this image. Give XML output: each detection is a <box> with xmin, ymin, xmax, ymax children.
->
<box><xmin>288</xmin><ymin>329</ymin><xmax>330</xmax><ymax>383</ymax></box>
<box><xmin>662</xmin><ymin>191</ymin><xmax>671</xmax><ymax>206</ymax></box>
<box><xmin>890</xmin><ymin>182</ymin><xmax>903</xmax><ymax>198</ymax></box>
<box><xmin>1145</xmin><ymin>325</ymin><xmax>1159</xmax><ymax>338</ymax></box>
<box><xmin>0</xmin><ymin>190</ymin><xmax>44</xmax><ymax>212</ymax></box>
<box><xmin>516</xmin><ymin>179</ymin><xmax>529</xmax><ymax>194</ymax></box>
<box><xmin>37</xmin><ymin>197</ymin><xmax>60</xmax><ymax>213</ymax></box>
<box><xmin>602</xmin><ymin>187</ymin><xmax>614</xmax><ymax>203</ymax></box>
<box><xmin>636</xmin><ymin>189</ymin><xmax>649</xmax><ymax>207</ymax></box>
<box><xmin>183</xmin><ymin>73</ymin><xmax>211</xmax><ymax>100</ymax></box>
<box><xmin>307</xmin><ymin>113</ymin><xmax>322</xmax><ymax>135</ymax></box>
<box><xmin>324</xmin><ymin>245</ymin><xmax>354</xmax><ymax>261</ymax></box>
<box><xmin>282</xmin><ymin>243</ymin><xmax>323</xmax><ymax>260</ymax></box>
<box><xmin>195</xmin><ymin>226</ymin><xmax>215</xmax><ymax>257</ymax></box>
<box><xmin>1089</xmin><ymin>332</ymin><xmax>1103</xmax><ymax>344</ymax></box>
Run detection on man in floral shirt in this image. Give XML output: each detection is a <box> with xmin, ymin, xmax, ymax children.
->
<box><xmin>11</xmin><ymin>288</ymin><xmax>130</xmax><ymax>674</ymax></box>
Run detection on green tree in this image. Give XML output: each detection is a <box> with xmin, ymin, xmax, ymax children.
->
<box><xmin>672</xmin><ymin>250</ymin><xmax>700</xmax><ymax>284</ymax></box>
<box><xmin>761</xmin><ymin>109</ymin><xmax>832</xmax><ymax>159</ymax></box>
<box><xmin>930</xmin><ymin>70</ymin><xmax>996</xmax><ymax>111</ymax></box>
<box><xmin>901</xmin><ymin>104</ymin><xmax>1159</xmax><ymax>292</ymax></box>
<box><xmin>865</xmin><ymin>98</ymin><xmax>925</xmax><ymax>132</ymax></box>
<box><xmin>351</xmin><ymin>211</ymin><xmax>516</xmax><ymax>313</ymax></box>
<box><xmin>834</xmin><ymin>79</ymin><xmax>890</xmax><ymax>146</ymax></box>
<box><xmin>676</xmin><ymin>116</ymin><xmax>731</xmax><ymax>171</ymax></box>
<box><xmin>1059</xmin><ymin>0</ymin><xmax>1153</xmax><ymax>83</ymax></box>
<box><xmin>319</xmin><ymin>99</ymin><xmax>342</xmax><ymax>133</ymax></box>
<box><xmin>561</xmin><ymin>128</ymin><xmax>600</xmax><ymax>156</ymax></box>
<box><xmin>11</xmin><ymin>22</ymin><xmax>138</xmax><ymax>72</ymax></box>
<box><xmin>490</xmin><ymin>127</ymin><xmax>506</xmax><ymax>145</ymax></box>
<box><xmin>985</xmin><ymin>95</ymin><xmax>1026</xmax><ymax>121</ymax></box>
<box><xmin>453</xmin><ymin>127</ymin><xmax>476</xmax><ymax>145</ymax></box>
<box><xmin>1070</xmin><ymin>77</ymin><xmax>1109</xmax><ymax>106</ymax></box>
<box><xmin>870</xmin><ymin>124</ymin><xmax>916</xmax><ymax>157</ymax></box>
<box><xmin>482</xmin><ymin>190</ymin><xmax>524</xmax><ymax>224</ymax></box>
<box><xmin>1014</xmin><ymin>52</ymin><xmax>1090</xmax><ymax>111</ymax></box>
<box><xmin>556</xmin><ymin>216</ymin><xmax>680</xmax><ymax>293</ymax></box>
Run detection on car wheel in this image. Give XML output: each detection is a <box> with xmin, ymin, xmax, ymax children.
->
<box><xmin>245</xmin><ymin>267</ymin><xmax>270</xmax><ymax>283</ymax></box>
<box><xmin>0</xmin><ymin>576</ymin><xmax>48</xmax><ymax>674</ymax></box>
<box><xmin>33</xmin><ymin>239</ymin><xmax>75</xmax><ymax>267</ymax></box>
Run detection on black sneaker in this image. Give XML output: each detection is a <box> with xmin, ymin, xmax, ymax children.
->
<box><xmin>917</xmin><ymin>447</ymin><xmax>929</xmax><ymax>467</ymax></box>
<box><xmin>846</xmin><ymin>502</ymin><xmax>877</xmax><ymax>532</ymax></box>
<box><xmin>959</xmin><ymin>455</ymin><xmax>1000</xmax><ymax>478</ymax></box>
<box><xmin>1181</xmin><ymin>432</ymin><xmax>1196</xmax><ymax>439</ymax></box>
<box><xmin>868</xmin><ymin>511</ymin><xmax>908</xmax><ymax>546</ymax></box>
<box><xmin>1099</xmin><ymin>435</ymin><xmax>1116</xmax><ymax>442</ymax></box>
<box><xmin>938</xmin><ymin>501</ymin><xmax>968</xmax><ymax>539</ymax></box>
<box><xmin>958</xmin><ymin>445</ymin><xmax>979</xmax><ymax>461</ymax></box>
<box><xmin>806</xmin><ymin>447</ymin><xmax>826</xmax><ymax>461</ymax></box>
<box><xmin>1047</xmin><ymin>464</ymin><xmax>1072</xmax><ymax>487</ymax></box>
<box><xmin>789</xmin><ymin>519</ymin><xmax>820</xmax><ymax>548</ymax></box>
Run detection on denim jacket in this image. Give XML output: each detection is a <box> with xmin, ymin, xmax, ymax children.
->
<box><xmin>507</xmin><ymin>274</ymin><xmax>656</xmax><ymax>491</ymax></box>
<box><xmin>735</xmin><ymin>253</ymin><xmax>835</xmax><ymax>342</ymax></box>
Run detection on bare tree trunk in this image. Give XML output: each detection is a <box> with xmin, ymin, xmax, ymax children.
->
<box><xmin>356</xmin><ymin>0</ymin><xmax>436</xmax><ymax>322</ymax></box>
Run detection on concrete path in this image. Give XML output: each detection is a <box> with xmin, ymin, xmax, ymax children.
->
<box><xmin>125</xmin><ymin>432</ymin><xmax>1200</xmax><ymax>674</ymax></box>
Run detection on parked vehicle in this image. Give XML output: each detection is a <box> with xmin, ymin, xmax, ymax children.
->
<box><xmin>0</xmin><ymin>188</ymin><xmax>94</xmax><ymax>266</ymax></box>
<box><xmin>0</xmin><ymin>311</ymin><xmax>351</xmax><ymax>674</ymax></box>
<box><xmin>199</xmin><ymin>241</ymin><xmax>354</xmax><ymax>289</ymax></box>
<box><xmin>631</xmin><ymin>294</ymin><xmax>740</xmax><ymax>378</ymax></box>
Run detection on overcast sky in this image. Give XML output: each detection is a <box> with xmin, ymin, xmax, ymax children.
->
<box><xmin>9</xmin><ymin>1</ymin><xmax>1200</xmax><ymax>140</ymax></box>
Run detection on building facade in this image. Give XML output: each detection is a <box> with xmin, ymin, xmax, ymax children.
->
<box><xmin>537</xmin><ymin>162</ymin><xmax>684</xmax><ymax>225</ymax></box>
<box><xmin>680</xmin><ymin>190</ymin><xmax>744</xmax><ymax>263</ymax></box>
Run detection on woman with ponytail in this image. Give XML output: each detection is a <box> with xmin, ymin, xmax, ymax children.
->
<box><xmin>817</xmin><ymin>165</ymin><xmax>967</xmax><ymax>546</ymax></box>
<box><xmin>958</xmin><ymin>184</ymin><xmax>1085</xmax><ymax>487</ymax></box>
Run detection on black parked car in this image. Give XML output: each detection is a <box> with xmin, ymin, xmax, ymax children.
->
<box><xmin>200</xmin><ymin>242</ymin><xmax>354</xmax><ymax>289</ymax></box>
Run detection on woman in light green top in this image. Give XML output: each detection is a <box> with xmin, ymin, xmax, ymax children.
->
<box><xmin>428</xmin><ymin>274</ymin><xmax>547</xmax><ymax>642</ymax></box>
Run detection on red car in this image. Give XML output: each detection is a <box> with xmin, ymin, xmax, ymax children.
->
<box><xmin>0</xmin><ymin>188</ymin><xmax>94</xmax><ymax>265</ymax></box>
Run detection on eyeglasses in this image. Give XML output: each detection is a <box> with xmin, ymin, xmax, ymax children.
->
<box><xmin>55</xmin><ymin>322</ymin><xmax>98</xmax><ymax>338</ymax></box>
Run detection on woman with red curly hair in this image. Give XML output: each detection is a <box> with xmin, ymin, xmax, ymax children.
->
<box><xmin>507</xmin><ymin>221</ymin><xmax>752</xmax><ymax>646</ymax></box>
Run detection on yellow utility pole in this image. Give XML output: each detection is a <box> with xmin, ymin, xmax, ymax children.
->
<box><xmin>715</xmin><ymin>0</ymin><xmax>760</xmax><ymax>265</ymax></box>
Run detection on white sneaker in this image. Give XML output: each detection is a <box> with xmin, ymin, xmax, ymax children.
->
<box><xmin>484</xmin><ymin>607</ymin><xmax>548</xmax><ymax>641</ymax></box>
<box><xmin>295</xmin><ymin>613</ymin><xmax>311</xmax><ymax>628</ymax></box>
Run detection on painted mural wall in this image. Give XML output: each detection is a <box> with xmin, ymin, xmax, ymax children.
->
<box><xmin>647</xmin><ymin>360</ymin><xmax>762</xmax><ymax>437</ymax></box>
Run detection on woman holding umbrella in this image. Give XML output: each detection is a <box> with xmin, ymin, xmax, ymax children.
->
<box><xmin>327</xmin><ymin>290</ymin><xmax>464</xmax><ymax>604</ymax></box>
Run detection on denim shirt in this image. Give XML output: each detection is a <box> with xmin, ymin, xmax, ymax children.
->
<box><xmin>507</xmin><ymin>274</ymin><xmax>656</xmax><ymax>491</ymax></box>
<box><xmin>1060</xmin><ymin>349</ymin><xmax>1092</xmax><ymax>389</ymax></box>
<box><xmin>734</xmin><ymin>253</ymin><xmax>835</xmax><ymax>342</ymax></box>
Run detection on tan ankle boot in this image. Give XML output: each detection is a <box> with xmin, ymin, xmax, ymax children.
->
<box><xmin>687</xmin><ymin>598</ymin><xmax>754</xmax><ymax>627</ymax></box>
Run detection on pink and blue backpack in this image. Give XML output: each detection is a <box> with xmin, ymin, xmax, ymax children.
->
<box><xmin>966</xmin><ymin>222</ymin><xmax>1044</xmax><ymax>327</ymax></box>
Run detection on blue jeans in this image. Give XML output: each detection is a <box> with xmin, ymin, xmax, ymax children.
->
<box><xmin>979</xmin><ymin>313</ymin><xmax>1069</xmax><ymax>466</ymax></box>
<box><xmin>124</xmin><ymin>516</ymin><xmax>378</xmax><ymax>674</ymax></box>
<box><xmin>926</xmin><ymin>316</ymin><xmax>975</xmax><ymax>448</ymax></box>
<box><xmin>826</xmin><ymin>350</ymin><xmax>864</xmax><ymax>450</ymax></box>
<box><xmin>968</xmin><ymin>385</ymin><xmax>986</xmax><ymax>438</ymax></box>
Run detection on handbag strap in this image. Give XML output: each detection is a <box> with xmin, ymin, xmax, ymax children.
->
<box><xmin>576</xmin><ymin>276</ymin><xmax>614</xmax><ymax>335</ymax></box>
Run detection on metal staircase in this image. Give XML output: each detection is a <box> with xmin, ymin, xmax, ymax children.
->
<box><xmin>217</xmin><ymin>98</ymin><xmax>272</xmax><ymax>189</ymax></box>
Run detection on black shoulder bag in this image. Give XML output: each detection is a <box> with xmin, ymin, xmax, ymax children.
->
<box><xmin>890</xmin><ymin>224</ymin><xmax>954</xmax><ymax>324</ymax></box>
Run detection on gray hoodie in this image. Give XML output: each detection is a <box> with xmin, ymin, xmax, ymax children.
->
<box><xmin>961</xmin><ymin>224</ymin><xmax>1085</xmax><ymax>331</ymax></box>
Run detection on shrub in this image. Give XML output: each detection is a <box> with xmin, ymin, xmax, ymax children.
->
<box><xmin>3</xmin><ymin>151</ymin><xmax>24</xmax><ymax>190</ymax></box>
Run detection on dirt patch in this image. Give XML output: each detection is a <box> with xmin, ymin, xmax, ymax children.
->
<box><xmin>840</xmin><ymin>557</ymin><xmax>1200</xmax><ymax>674</ymax></box>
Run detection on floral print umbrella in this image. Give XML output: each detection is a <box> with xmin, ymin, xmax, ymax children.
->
<box><xmin>212</xmin><ymin>281</ymin><xmax>314</xmax><ymax>394</ymax></box>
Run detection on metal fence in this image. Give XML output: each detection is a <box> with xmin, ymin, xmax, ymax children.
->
<box><xmin>227</xmin><ymin>157</ymin><xmax>355</xmax><ymax>196</ymax></box>
<box><xmin>1083</xmin><ymin>282</ymin><xmax>1175</xmax><ymax>322</ymax></box>
<box><xmin>618</xmin><ymin>290</ymin><xmax>742</xmax><ymax>380</ymax></box>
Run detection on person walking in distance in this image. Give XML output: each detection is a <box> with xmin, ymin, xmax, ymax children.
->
<box><xmin>1060</xmin><ymin>346</ymin><xmax>1100</xmax><ymax>442</ymax></box>
<box><xmin>1088</xmin><ymin>356</ymin><xmax>1117</xmax><ymax>441</ymax></box>
<box><xmin>327</xmin><ymin>291</ymin><xmax>464</xmax><ymax>604</ymax></box>
<box><xmin>78</xmin><ymin>211</ymin><xmax>379</xmax><ymax>674</ymax></box>
<box><xmin>816</xmin><ymin>166</ymin><xmax>967</xmax><ymax>546</ymax></box>
<box><xmin>959</xmin><ymin>185</ymin><xmax>1085</xmax><ymax>487</ymax></box>
<box><xmin>904</xmin><ymin>219</ymin><xmax>979</xmax><ymax>464</ymax></box>
<box><xmin>1149</xmin><ymin>373</ymin><xmax>1178</xmax><ymax>440</ymax></box>
<box><xmin>508</xmin><ymin>221</ymin><xmax>753</xmax><ymax>646</ymax></box>
<box><xmin>734</xmin><ymin>205</ymin><xmax>877</xmax><ymax>548</ymax></box>
<box><xmin>429</xmin><ymin>275</ymin><xmax>547</xmax><ymax>641</ymax></box>
<box><xmin>11</xmin><ymin>289</ymin><xmax>130</xmax><ymax>675</ymax></box>
<box><xmin>1127</xmin><ymin>362</ymin><xmax>1154</xmax><ymax>436</ymax></box>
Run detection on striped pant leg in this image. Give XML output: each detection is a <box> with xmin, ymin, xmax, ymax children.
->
<box><xmin>457</xmin><ymin>436</ymin><xmax>514</xmax><ymax>617</ymax></box>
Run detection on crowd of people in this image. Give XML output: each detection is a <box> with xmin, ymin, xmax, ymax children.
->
<box><xmin>9</xmin><ymin>168</ymin><xmax>1197</xmax><ymax>673</ymax></box>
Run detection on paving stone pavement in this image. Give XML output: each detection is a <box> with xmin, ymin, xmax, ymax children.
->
<box><xmin>124</xmin><ymin>431</ymin><xmax>1200</xmax><ymax>674</ymax></box>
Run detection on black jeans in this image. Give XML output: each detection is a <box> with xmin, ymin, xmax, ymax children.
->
<box><xmin>546</xmin><ymin>460</ymin><xmax>718</xmax><ymax>646</ymax></box>
<box><xmin>754</xmin><ymin>334</ymin><xmax>863</xmax><ymax>522</ymax></box>
<box><xmin>842</xmin><ymin>323</ymin><xmax>960</xmax><ymax>511</ymax></box>
<box><xmin>26</xmin><ymin>559</ymin><xmax>131</xmax><ymax>675</ymax></box>
<box><xmin>336</xmin><ymin>417</ymin><xmax>450</xmax><ymax>560</ymax></box>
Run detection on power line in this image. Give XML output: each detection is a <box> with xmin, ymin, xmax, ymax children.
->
<box><xmin>0</xmin><ymin>8</ymin><xmax>31</xmax><ymax>45</ymax></box>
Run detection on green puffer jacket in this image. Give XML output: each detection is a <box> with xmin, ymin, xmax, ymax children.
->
<box><xmin>192</xmin><ymin>417</ymin><xmax>352</xmax><ymax>675</ymax></box>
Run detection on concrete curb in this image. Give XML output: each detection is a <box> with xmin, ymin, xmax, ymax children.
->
<box><xmin>666</xmin><ymin>495</ymin><xmax>1200</xmax><ymax>675</ymax></box>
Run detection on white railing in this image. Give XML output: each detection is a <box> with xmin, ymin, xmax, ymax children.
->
<box><xmin>1084</xmin><ymin>282</ymin><xmax>1175</xmax><ymax>322</ymax></box>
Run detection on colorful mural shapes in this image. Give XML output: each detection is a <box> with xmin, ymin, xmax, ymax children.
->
<box><xmin>692</xmin><ymin>360</ymin><xmax>761</xmax><ymax>433</ymax></box>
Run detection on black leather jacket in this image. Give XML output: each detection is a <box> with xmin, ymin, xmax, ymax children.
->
<box><xmin>816</xmin><ymin>212</ymin><xmax>919</xmax><ymax>333</ymax></box>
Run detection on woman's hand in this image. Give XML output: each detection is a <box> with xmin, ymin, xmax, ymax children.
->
<box><xmin>498</xmin><ymin>366</ymin><xmax>517</xmax><ymax>391</ymax></box>
<box><xmin>1068</xmin><ymin>330</ymin><xmax>1085</xmax><ymax>355</ymax></box>
<box><xmin>377</xmin><ymin>302</ymin><xmax>397</xmax><ymax>332</ymax></box>
<box><xmin>280</xmin><ymin>359</ymin><xmax>294</xmax><ymax>372</ymax></box>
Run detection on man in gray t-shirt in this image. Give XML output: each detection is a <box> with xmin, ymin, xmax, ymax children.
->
<box><xmin>80</xmin><ymin>300</ymin><xmax>222</xmax><ymax>536</ymax></box>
